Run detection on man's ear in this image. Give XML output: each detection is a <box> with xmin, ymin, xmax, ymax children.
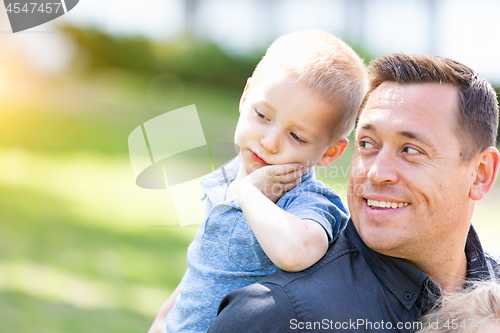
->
<box><xmin>317</xmin><ymin>138</ymin><xmax>349</xmax><ymax>167</ymax></box>
<box><xmin>469</xmin><ymin>146</ymin><xmax>500</xmax><ymax>200</ymax></box>
<box><xmin>239</xmin><ymin>78</ymin><xmax>252</xmax><ymax>112</ymax></box>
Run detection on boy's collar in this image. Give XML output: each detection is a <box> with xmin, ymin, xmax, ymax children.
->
<box><xmin>200</xmin><ymin>158</ymin><xmax>240</xmax><ymax>205</ymax></box>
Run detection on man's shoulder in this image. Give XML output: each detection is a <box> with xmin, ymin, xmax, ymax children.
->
<box><xmin>259</xmin><ymin>233</ymin><xmax>358</xmax><ymax>289</ymax></box>
<box><xmin>210</xmin><ymin>222</ymin><xmax>426</xmax><ymax>332</ymax></box>
<box><xmin>209</xmin><ymin>281</ymin><xmax>298</xmax><ymax>333</ymax></box>
<box><xmin>209</xmin><ymin>236</ymin><xmax>362</xmax><ymax>332</ymax></box>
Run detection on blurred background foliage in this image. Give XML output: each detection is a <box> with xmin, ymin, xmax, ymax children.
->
<box><xmin>60</xmin><ymin>24</ymin><xmax>264</xmax><ymax>89</ymax></box>
<box><xmin>0</xmin><ymin>23</ymin><xmax>264</xmax><ymax>333</ymax></box>
<box><xmin>1</xmin><ymin>20</ymin><xmax>499</xmax><ymax>333</ymax></box>
<box><xmin>60</xmin><ymin>24</ymin><xmax>376</xmax><ymax>90</ymax></box>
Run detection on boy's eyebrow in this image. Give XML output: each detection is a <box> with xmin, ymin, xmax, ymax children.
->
<box><xmin>294</xmin><ymin>124</ymin><xmax>312</xmax><ymax>137</ymax></box>
<box><xmin>255</xmin><ymin>99</ymin><xmax>276</xmax><ymax>112</ymax></box>
<box><xmin>293</xmin><ymin>120</ymin><xmax>322</xmax><ymax>141</ymax></box>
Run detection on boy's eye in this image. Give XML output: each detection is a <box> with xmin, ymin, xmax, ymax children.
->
<box><xmin>291</xmin><ymin>132</ymin><xmax>306</xmax><ymax>144</ymax></box>
<box><xmin>255</xmin><ymin>109</ymin><xmax>268</xmax><ymax>120</ymax></box>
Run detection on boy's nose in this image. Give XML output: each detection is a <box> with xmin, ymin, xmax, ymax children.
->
<box><xmin>260</xmin><ymin>133</ymin><xmax>279</xmax><ymax>154</ymax></box>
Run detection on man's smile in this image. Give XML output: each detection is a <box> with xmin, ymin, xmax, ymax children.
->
<box><xmin>366</xmin><ymin>199</ymin><xmax>409</xmax><ymax>209</ymax></box>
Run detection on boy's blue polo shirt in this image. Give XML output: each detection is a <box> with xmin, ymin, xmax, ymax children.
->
<box><xmin>165</xmin><ymin>158</ymin><xmax>349</xmax><ymax>333</ymax></box>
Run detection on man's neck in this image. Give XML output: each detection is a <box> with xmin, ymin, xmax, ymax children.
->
<box><xmin>412</xmin><ymin>250</ymin><xmax>468</xmax><ymax>293</ymax></box>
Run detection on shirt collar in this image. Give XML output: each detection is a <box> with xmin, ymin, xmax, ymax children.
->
<box><xmin>200</xmin><ymin>157</ymin><xmax>240</xmax><ymax>207</ymax></box>
<box><xmin>345</xmin><ymin>220</ymin><xmax>491</xmax><ymax>311</ymax></box>
<box><xmin>464</xmin><ymin>224</ymin><xmax>490</xmax><ymax>281</ymax></box>
<box><xmin>345</xmin><ymin>220</ymin><xmax>426</xmax><ymax>310</ymax></box>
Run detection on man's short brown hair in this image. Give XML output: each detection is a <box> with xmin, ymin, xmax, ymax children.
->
<box><xmin>358</xmin><ymin>53</ymin><xmax>499</xmax><ymax>160</ymax></box>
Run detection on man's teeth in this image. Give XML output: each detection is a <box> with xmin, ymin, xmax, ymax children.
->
<box><xmin>367</xmin><ymin>199</ymin><xmax>409</xmax><ymax>209</ymax></box>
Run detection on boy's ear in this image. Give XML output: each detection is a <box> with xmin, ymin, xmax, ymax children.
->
<box><xmin>239</xmin><ymin>78</ymin><xmax>252</xmax><ymax>112</ymax></box>
<box><xmin>317</xmin><ymin>138</ymin><xmax>349</xmax><ymax>167</ymax></box>
<box><xmin>469</xmin><ymin>146</ymin><xmax>500</xmax><ymax>200</ymax></box>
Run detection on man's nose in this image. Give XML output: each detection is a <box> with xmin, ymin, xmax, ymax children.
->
<box><xmin>366</xmin><ymin>149</ymin><xmax>399</xmax><ymax>184</ymax></box>
<box><xmin>260</xmin><ymin>131</ymin><xmax>280</xmax><ymax>154</ymax></box>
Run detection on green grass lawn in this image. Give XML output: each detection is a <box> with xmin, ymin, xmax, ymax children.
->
<box><xmin>1</xmin><ymin>70</ymin><xmax>499</xmax><ymax>333</ymax></box>
<box><xmin>0</xmin><ymin>71</ymin><xmax>240</xmax><ymax>332</ymax></box>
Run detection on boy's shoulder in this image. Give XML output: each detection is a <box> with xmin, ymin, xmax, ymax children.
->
<box><xmin>276</xmin><ymin>168</ymin><xmax>349</xmax><ymax>233</ymax></box>
<box><xmin>279</xmin><ymin>167</ymin><xmax>345</xmax><ymax>207</ymax></box>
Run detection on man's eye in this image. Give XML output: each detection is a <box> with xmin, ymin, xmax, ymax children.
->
<box><xmin>359</xmin><ymin>140</ymin><xmax>374</xmax><ymax>149</ymax></box>
<box><xmin>291</xmin><ymin>132</ymin><xmax>306</xmax><ymax>144</ymax></box>
<box><xmin>403</xmin><ymin>147</ymin><xmax>421</xmax><ymax>154</ymax></box>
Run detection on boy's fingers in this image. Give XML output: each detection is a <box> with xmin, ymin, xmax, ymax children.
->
<box><xmin>266</xmin><ymin>163</ymin><xmax>303</xmax><ymax>176</ymax></box>
<box><xmin>275</xmin><ymin>172</ymin><xmax>301</xmax><ymax>184</ymax></box>
<box><xmin>275</xmin><ymin>167</ymin><xmax>307</xmax><ymax>183</ymax></box>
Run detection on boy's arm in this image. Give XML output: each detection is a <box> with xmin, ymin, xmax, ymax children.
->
<box><xmin>238</xmin><ymin>164</ymin><xmax>329</xmax><ymax>272</ymax></box>
<box><xmin>147</xmin><ymin>285</ymin><xmax>180</xmax><ymax>333</ymax></box>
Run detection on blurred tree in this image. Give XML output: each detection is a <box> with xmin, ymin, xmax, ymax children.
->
<box><xmin>60</xmin><ymin>25</ymin><xmax>159</xmax><ymax>75</ymax></box>
<box><xmin>59</xmin><ymin>25</ymin><xmax>263</xmax><ymax>90</ymax></box>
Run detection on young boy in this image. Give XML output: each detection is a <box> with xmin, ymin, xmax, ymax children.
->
<box><xmin>149</xmin><ymin>30</ymin><xmax>368</xmax><ymax>333</ymax></box>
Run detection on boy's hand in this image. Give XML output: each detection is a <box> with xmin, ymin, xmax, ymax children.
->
<box><xmin>239</xmin><ymin>163</ymin><xmax>307</xmax><ymax>203</ymax></box>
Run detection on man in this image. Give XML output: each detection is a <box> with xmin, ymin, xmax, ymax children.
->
<box><xmin>207</xmin><ymin>53</ymin><xmax>500</xmax><ymax>332</ymax></box>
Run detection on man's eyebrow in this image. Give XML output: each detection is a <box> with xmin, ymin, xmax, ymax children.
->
<box><xmin>398</xmin><ymin>131</ymin><xmax>431</xmax><ymax>146</ymax></box>
<box><xmin>360</xmin><ymin>124</ymin><xmax>432</xmax><ymax>146</ymax></box>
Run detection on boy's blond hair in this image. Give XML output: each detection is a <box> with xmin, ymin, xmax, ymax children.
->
<box><xmin>253</xmin><ymin>30</ymin><xmax>368</xmax><ymax>141</ymax></box>
<box><xmin>417</xmin><ymin>281</ymin><xmax>500</xmax><ymax>333</ymax></box>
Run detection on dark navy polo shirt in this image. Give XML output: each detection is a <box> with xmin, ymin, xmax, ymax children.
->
<box><xmin>208</xmin><ymin>220</ymin><xmax>500</xmax><ymax>332</ymax></box>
